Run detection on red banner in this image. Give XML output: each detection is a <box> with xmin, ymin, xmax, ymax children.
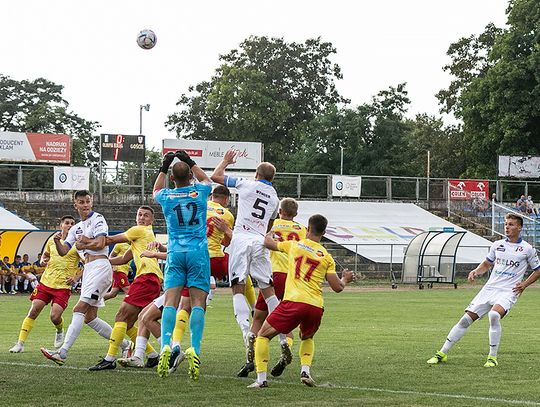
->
<box><xmin>448</xmin><ymin>179</ymin><xmax>489</xmax><ymax>200</ymax></box>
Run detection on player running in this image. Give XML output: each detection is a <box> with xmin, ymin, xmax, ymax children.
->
<box><xmin>153</xmin><ymin>150</ymin><xmax>212</xmax><ymax>379</ymax></box>
<box><xmin>88</xmin><ymin>206</ymin><xmax>163</xmax><ymax>371</ymax></box>
<box><xmin>9</xmin><ymin>216</ymin><xmax>82</xmax><ymax>353</ymax></box>
<box><xmin>249</xmin><ymin>214</ymin><xmax>354</xmax><ymax>388</ymax></box>
<box><xmin>427</xmin><ymin>213</ymin><xmax>540</xmax><ymax>368</ymax></box>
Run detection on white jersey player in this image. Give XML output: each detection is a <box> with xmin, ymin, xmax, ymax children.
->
<box><xmin>427</xmin><ymin>213</ymin><xmax>540</xmax><ymax>368</ymax></box>
<box><xmin>41</xmin><ymin>190</ymin><xmax>128</xmax><ymax>366</ymax></box>
<box><xmin>211</xmin><ymin>150</ymin><xmax>291</xmax><ymax>373</ymax></box>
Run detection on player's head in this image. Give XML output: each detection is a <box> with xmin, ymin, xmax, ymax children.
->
<box><xmin>23</xmin><ymin>254</ymin><xmax>29</xmax><ymax>262</ymax></box>
<box><xmin>307</xmin><ymin>214</ymin><xmax>328</xmax><ymax>237</ymax></box>
<box><xmin>15</xmin><ymin>254</ymin><xmax>21</xmax><ymax>263</ymax></box>
<box><xmin>72</xmin><ymin>190</ymin><xmax>93</xmax><ymax>218</ymax></box>
<box><xmin>504</xmin><ymin>213</ymin><xmax>523</xmax><ymax>238</ymax></box>
<box><xmin>3</xmin><ymin>256</ymin><xmax>8</xmax><ymax>263</ymax></box>
<box><xmin>211</xmin><ymin>185</ymin><xmax>230</xmax><ymax>206</ymax></box>
<box><xmin>279</xmin><ymin>198</ymin><xmax>298</xmax><ymax>220</ymax></box>
<box><xmin>136</xmin><ymin>205</ymin><xmax>155</xmax><ymax>226</ymax></box>
<box><xmin>170</xmin><ymin>161</ymin><xmax>192</xmax><ymax>187</ymax></box>
<box><xmin>60</xmin><ymin>215</ymin><xmax>76</xmax><ymax>234</ymax></box>
<box><xmin>255</xmin><ymin>162</ymin><xmax>276</xmax><ymax>182</ymax></box>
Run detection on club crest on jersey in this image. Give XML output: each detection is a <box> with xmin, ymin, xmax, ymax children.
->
<box><xmin>189</xmin><ymin>191</ymin><xmax>199</xmax><ymax>198</ymax></box>
<box><xmin>316</xmin><ymin>250</ymin><xmax>324</xmax><ymax>257</ymax></box>
<box><xmin>496</xmin><ymin>245</ymin><xmax>505</xmax><ymax>252</ymax></box>
<box><xmin>216</xmin><ymin>209</ymin><xmax>224</xmax><ymax>215</ymax></box>
<box><xmin>292</xmin><ymin>224</ymin><xmax>302</xmax><ymax>230</ymax></box>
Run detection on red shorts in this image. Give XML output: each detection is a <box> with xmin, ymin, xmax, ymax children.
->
<box><xmin>210</xmin><ymin>254</ymin><xmax>228</xmax><ymax>280</ymax></box>
<box><xmin>266</xmin><ymin>300</ymin><xmax>324</xmax><ymax>338</ymax></box>
<box><xmin>255</xmin><ymin>272</ymin><xmax>287</xmax><ymax>312</ymax></box>
<box><xmin>181</xmin><ymin>287</ymin><xmax>190</xmax><ymax>297</ymax></box>
<box><xmin>30</xmin><ymin>283</ymin><xmax>71</xmax><ymax>310</ymax></box>
<box><xmin>124</xmin><ymin>273</ymin><xmax>161</xmax><ymax>308</ymax></box>
<box><xmin>112</xmin><ymin>271</ymin><xmax>130</xmax><ymax>289</ymax></box>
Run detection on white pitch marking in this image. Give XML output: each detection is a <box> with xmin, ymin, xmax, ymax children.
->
<box><xmin>1</xmin><ymin>361</ymin><xmax>539</xmax><ymax>406</ymax></box>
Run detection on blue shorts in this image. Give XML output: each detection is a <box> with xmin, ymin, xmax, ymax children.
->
<box><xmin>164</xmin><ymin>248</ymin><xmax>210</xmax><ymax>293</ymax></box>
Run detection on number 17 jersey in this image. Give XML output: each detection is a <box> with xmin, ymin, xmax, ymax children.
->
<box><xmin>225</xmin><ymin>177</ymin><xmax>279</xmax><ymax>237</ymax></box>
<box><xmin>154</xmin><ymin>182</ymin><xmax>212</xmax><ymax>252</ymax></box>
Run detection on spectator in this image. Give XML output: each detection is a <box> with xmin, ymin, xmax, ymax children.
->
<box><xmin>33</xmin><ymin>253</ymin><xmax>45</xmax><ymax>279</ymax></box>
<box><xmin>516</xmin><ymin>194</ymin><xmax>527</xmax><ymax>213</ymax></box>
<box><xmin>527</xmin><ymin>196</ymin><xmax>538</xmax><ymax>216</ymax></box>
<box><xmin>491</xmin><ymin>193</ymin><xmax>498</xmax><ymax>203</ymax></box>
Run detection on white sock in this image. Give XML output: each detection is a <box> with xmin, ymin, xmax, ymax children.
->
<box><xmin>264</xmin><ymin>295</ymin><xmax>287</xmax><ymax>344</ymax></box>
<box><xmin>86</xmin><ymin>317</ymin><xmax>113</xmax><ymax>340</ymax></box>
<box><xmin>441</xmin><ymin>314</ymin><xmax>473</xmax><ymax>354</ymax></box>
<box><xmin>134</xmin><ymin>335</ymin><xmax>148</xmax><ymax>360</ymax></box>
<box><xmin>301</xmin><ymin>365</ymin><xmax>310</xmax><ymax>375</ymax></box>
<box><xmin>488</xmin><ymin>310</ymin><xmax>502</xmax><ymax>357</ymax></box>
<box><xmin>206</xmin><ymin>289</ymin><xmax>215</xmax><ymax>305</ymax></box>
<box><xmin>31</xmin><ymin>280</ymin><xmax>38</xmax><ymax>289</ymax></box>
<box><xmin>23</xmin><ymin>280</ymin><xmax>29</xmax><ymax>290</ymax></box>
<box><xmin>233</xmin><ymin>293</ymin><xmax>251</xmax><ymax>339</ymax></box>
<box><xmin>257</xmin><ymin>371</ymin><xmax>267</xmax><ymax>383</ymax></box>
<box><xmin>60</xmin><ymin>312</ymin><xmax>85</xmax><ymax>356</ymax></box>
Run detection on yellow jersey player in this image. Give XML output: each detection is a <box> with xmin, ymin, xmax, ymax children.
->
<box><xmin>104</xmin><ymin>242</ymin><xmax>132</xmax><ymax>300</ymax></box>
<box><xmin>9</xmin><ymin>216</ymin><xmax>82</xmax><ymax>353</ymax></box>
<box><xmin>89</xmin><ymin>205</ymin><xmax>164</xmax><ymax>371</ymax></box>
<box><xmin>238</xmin><ymin>198</ymin><xmax>306</xmax><ymax>378</ymax></box>
<box><xmin>249</xmin><ymin>214</ymin><xmax>354</xmax><ymax>388</ymax></box>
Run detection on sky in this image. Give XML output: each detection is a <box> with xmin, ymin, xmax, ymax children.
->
<box><xmin>1</xmin><ymin>0</ymin><xmax>509</xmax><ymax>151</ymax></box>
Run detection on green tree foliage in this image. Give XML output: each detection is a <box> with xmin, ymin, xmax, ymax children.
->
<box><xmin>0</xmin><ymin>75</ymin><xmax>100</xmax><ymax>168</ymax></box>
<box><xmin>166</xmin><ymin>36</ymin><xmax>347</xmax><ymax>170</ymax></box>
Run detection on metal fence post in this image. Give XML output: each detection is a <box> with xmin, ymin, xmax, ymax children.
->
<box><xmin>18</xmin><ymin>165</ymin><xmax>22</xmax><ymax>192</ymax></box>
<box><xmin>296</xmin><ymin>174</ymin><xmax>301</xmax><ymax>199</ymax></box>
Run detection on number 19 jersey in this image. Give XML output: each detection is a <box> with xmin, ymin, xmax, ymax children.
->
<box><xmin>154</xmin><ymin>182</ymin><xmax>212</xmax><ymax>252</ymax></box>
<box><xmin>225</xmin><ymin>177</ymin><xmax>279</xmax><ymax>237</ymax></box>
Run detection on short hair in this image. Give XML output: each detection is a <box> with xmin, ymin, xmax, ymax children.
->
<box><xmin>171</xmin><ymin>161</ymin><xmax>191</xmax><ymax>184</ymax></box>
<box><xmin>212</xmin><ymin>185</ymin><xmax>230</xmax><ymax>198</ymax></box>
<box><xmin>15</xmin><ymin>254</ymin><xmax>21</xmax><ymax>259</ymax></box>
<box><xmin>60</xmin><ymin>215</ymin><xmax>75</xmax><ymax>223</ymax></box>
<box><xmin>139</xmin><ymin>205</ymin><xmax>155</xmax><ymax>215</ymax></box>
<box><xmin>73</xmin><ymin>190</ymin><xmax>92</xmax><ymax>200</ymax></box>
<box><xmin>257</xmin><ymin>162</ymin><xmax>276</xmax><ymax>182</ymax></box>
<box><xmin>308</xmin><ymin>214</ymin><xmax>328</xmax><ymax>236</ymax></box>
<box><xmin>280</xmin><ymin>198</ymin><xmax>298</xmax><ymax>217</ymax></box>
<box><xmin>505</xmin><ymin>213</ymin><xmax>523</xmax><ymax>227</ymax></box>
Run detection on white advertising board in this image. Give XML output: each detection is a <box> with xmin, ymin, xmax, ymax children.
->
<box><xmin>331</xmin><ymin>176</ymin><xmax>361</xmax><ymax>197</ymax></box>
<box><xmin>498</xmin><ymin>155</ymin><xmax>540</xmax><ymax>178</ymax></box>
<box><xmin>53</xmin><ymin>166</ymin><xmax>90</xmax><ymax>190</ymax></box>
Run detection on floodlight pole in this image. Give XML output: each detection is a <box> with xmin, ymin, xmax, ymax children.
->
<box><xmin>139</xmin><ymin>104</ymin><xmax>150</xmax><ymax>203</ymax></box>
<box><xmin>426</xmin><ymin>150</ymin><xmax>431</xmax><ymax>209</ymax></box>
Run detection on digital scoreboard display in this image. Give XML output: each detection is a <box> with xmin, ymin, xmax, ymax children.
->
<box><xmin>100</xmin><ymin>134</ymin><xmax>145</xmax><ymax>162</ymax></box>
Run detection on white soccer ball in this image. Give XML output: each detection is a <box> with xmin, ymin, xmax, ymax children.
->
<box><xmin>137</xmin><ymin>29</ymin><xmax>157</xmax><ymax>50</ymax></box>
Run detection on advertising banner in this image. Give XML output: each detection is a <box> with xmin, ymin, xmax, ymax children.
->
<box><xmin>498</xmin><ymin>155</ymin><xmax>540</xmax><ymax>178</ymax></box>
<box><xmin>53</xmin><ymin>166</ymin><xmax>90</xmax><ymax>190</ymax></box>
<box><xmin>0</xmin><ymin>132</ymin><xmax>71</xmax><ymax>163</ymax></box>
<box><xmin>331</xmin><ymin>176</ymin><xmax>362</xmax><ymax>198</ymax></box>
<box><xmin>162</xmin><ymin>139</ymin><xmax>262</xmax><ymax>170</ymax></box>
<box><xmin>448</xmin><ymin>179</ymin><xmax>489</xmax><ymax>200</ymax></box>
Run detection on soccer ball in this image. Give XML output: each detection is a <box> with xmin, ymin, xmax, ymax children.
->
<box><xmin>137</xmin><ymin>29</ymin><xmax>157</xmax><ymax>50</ymax></box>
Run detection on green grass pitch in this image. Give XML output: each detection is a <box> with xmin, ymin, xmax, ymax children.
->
<box><xmin>2</xmin><ymin>285</ymin><xmax>540</xmax><ymax>406</ymax></box>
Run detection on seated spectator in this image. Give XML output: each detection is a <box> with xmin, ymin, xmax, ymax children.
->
<box><xmin>491</xmin><ymin>193</ymin><xmax>497</xmax><ymax>203</ymax></box>
<box><xmin>32</xmin><ymin>253</ymin><xmax>45</xmax><ymax>279</ymax></box>
<box><xmin>1</xmin><ymin>255</ymin><xmax>11</xmax><ymax>294</ymax></box>
<box><xmin>20</xmin><ymin>253</ymin><xmax>38</xmax><ymax>292</ymax></box>
<box><xmin>527</xmin><ymin>196</ymin><xmax>539</xmax><ymax>216</ymax></box>
<box><xmin>516</xmin><ymin>194</ymin><xmax>527</xmax><ymax>213</ymax></box>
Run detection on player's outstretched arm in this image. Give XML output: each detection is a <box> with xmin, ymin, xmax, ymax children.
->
<box><xmin>174</xmin><ymin>150</ymin><xmax>211</xmax><ymax>184</ymax></box>
<box><xmin>76</xmin><ymin>235</ymin><xmax>107</xmax><ymax>251</ymax></box>
<box><xmin>210</xmin><ymin>149</ymin><xmax>237</xmax><ymax>185</ymax></box>
<box><xmin>106</xmin><ymin>233</ymin><xmax>128</xmax><ymax>245</ymax></box>
<box><xmin>110</xmin><ymin>249</ymin><xmax>134</xmax><ymax>266</ymax></box>
<box><xmin>154</xmin><ymin>152</ymin><xmax>176</xmax><ymax>193</ymax></box>
<box><xmin>53</xmin><ymin>232</ymin><xmax>71</xmax><ymax>256</ymax></box>
<box><xmin>264</xmin><ymin>232</ymin><xmax>279</xmax><ymax>251</ymax></box>
<box><xmin>468</xmin><ymin>260</ymin><xmax>492</xmax><ymax>282</ymax></box>
<box><xmin>147</xmin><ymin>241</ymin><xmax>167</xmax><ymax>252</ymax></box>
<box><xmin>327</xmin><ymin>269</ymin><xmax>354</xmax><ymax>293</ymax></box>
<box><xmin>141</xmin><ymin>249</ymin><xmax>167</xmax><ymax>260</ymax></box>
<box><xmin>513</xmin><ymin>268</ymin><xmax>540</xmax><ymax>295</ymax></box>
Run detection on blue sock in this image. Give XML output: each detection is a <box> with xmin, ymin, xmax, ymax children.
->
<box><xmin>161</xmin><ymin>306</ymin><xmax>176</xmax><ymax>349</ymax></box>
<box><xmin>190</xmin><ymin>306</ymin><xmax>205</xmax><ymax>355</ymax></box>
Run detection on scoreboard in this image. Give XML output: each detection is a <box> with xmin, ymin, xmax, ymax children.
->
<box><xmin>100</xmin><ymin>134</ymin><xmax>145</xmax><ymax>162</ymax></box>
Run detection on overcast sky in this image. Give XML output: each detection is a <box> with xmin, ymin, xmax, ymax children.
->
<box><xmin>1</xmin><ymin>0</ymin><xmax>508</xmax><ymax>151</ymax></box>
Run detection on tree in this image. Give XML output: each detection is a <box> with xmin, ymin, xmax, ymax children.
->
<box><xmin>0</xmin><ymin>75</ymin><xmax>100</xmax><ymax>169</ymax></box>
<box><xmin>166</xmin><ymin>36</ymin><xmax>347</xmax><ymax>170</ymax></box>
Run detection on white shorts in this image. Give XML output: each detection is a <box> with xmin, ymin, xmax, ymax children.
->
<box><xmin>153</xmin><ymin>293</ymin><xmax>165</xmax><ymax>311</ymax></box>
<box><xmin>466</xmin><ymin>286</ymin><xmax>518</xmax><ymax>317</ymax></box>
<box><xmin>228</xmin><ymin>235</ymin><xmax>272</xmax><ymax>288</ymax></box>
<box><xmin>80</xmin><ymin>259</ymin><xmax>112</xmax><ymax>308</ymax></box>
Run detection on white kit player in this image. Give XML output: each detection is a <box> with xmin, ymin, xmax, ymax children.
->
<box><xmin>41</xmin><ymin>190</ymin><xmax>129</xmax><ymax>365</ymax></box>
<box><xmin>211</xmin><ymin>149</ymin><xmax>291</xmax><ymax>371</ymax></box>
<box><xmin>427</xmin><ymin>213</ymin><xmax>540</xmax><ymax>368</ymax></box>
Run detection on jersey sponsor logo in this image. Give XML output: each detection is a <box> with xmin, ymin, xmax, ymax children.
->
<box><xmin>292</xmin><ymin>224</ymin><xmax>302</xmax><ymax>230</ymax></box>
<box><xmin>315</xmin><ymin>250</ymin><xmax>324</xmax><ymax>257</ymax></box>
<box><xmin>189</xmin><ymin>191</ymin><xmax>199</xmax><ymax>198</ymax></box>
<box><xmin>216</xmin><ymin>208</ymin><xmax>224</xmax><ymax>215</ymax></box>
<box><xmin>496</xmin><ymin>246</ymin><xmax>506</xmax><ymax>252</ymax></box>
<box><xmin>255</xmin><ymin>189</ymin><xmax>271</xmax><ymax>199</ymax></box>
<box><xmin>514</xmin><ymin>246</ymin><xmax>524</xmax><ymax>252</ymax></box>
<box><xmin>495</xmin><ymin>258</ymin><xmax>520</xmax><ymax>268</ymax></box>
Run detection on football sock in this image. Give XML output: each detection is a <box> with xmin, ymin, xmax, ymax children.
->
<box><xmin>233</xmin><ymin>293</ymin><xmax>251</xmax><ymax>339</ymax></box>
<box><xmin>23</xmin><ymin>280</ymin><xmax>29</xmax><ymax>291</ymax></box>
<box><xmin>244</xmin><ymin>277</ymin><xmax>256</xmax><ymax>309</ymax></box>
<box><xmin>106</xmin><ymin>321</ymin><xmax>127</xmax><ymax>360</ymax></box>
<box><xmin>264</xmin><ymin>295</ymin><xmax>287</xmax><ymax>344</ymax></box>
<box><xmin>206</xmin><ymin>289</ymin><xmax>215</xmax><ymax>305</ymax></box>
<box><xmin>189</xmin><ymin>306</ymin><xmax>205</xmax><ymax>355</ymax></box>
<box><xmin>287</xmin><ymin>336</ymin><xmax>293</xmax><ymax>349</ymax></box>
<box><xmin>126</xmin><ymin>326</ymin><xmax>137</xmax><ymax>343</ymax></box>
<box><xmin>134</xmin><ymin>336</ymin><xmax>148</xmax><ymax>360</ymax></box>
<box><xmin>18</xmin><ymin>317</ymin><xmax>36</xmax><ymax>343</ymax></box>
<box><xmin>488</xmin><ymin>310</ymin><xmax>502</xmax><ymax>357</ymax></box>
<box><xmin>300</xmin><ymin>338</ymin><xmax>314</xmax><ymax>367</ymax></box>
<box><xmin>60</xmin><ymin>312</ymin><xmax>85</xmax><ymax>355</ymax></box>
<box><xmin>161</xmin><ymin>306</ymin><xmax>176</xmax><ymax>349</ymax></box>
<box><xmin>255</xmin><ymin>336</ymin><xmax>269</xmax><ymax>382</ymax></box>
<box><xmin>441</xmin><ymin>313</ymin><xmax>473</xmax><ymax>354</ymax></box>
<box><xmin>86</xmin><ymin>317</ymin><xmax>113</xmax><ymax>340</ymax></box>
<box><xmin>31</xmin><ymin>280</ymin><xmax>38</xmax><ymax>289</ymax></box>
<box><xmin>172</xmin><ymin>309</ymin><xmax>190</xmax><ymax>344</ymax></box>
<box><xmin>54</xmin><ymin>318</ymin><xmax>64</xmax><ymax>333</ymax></box>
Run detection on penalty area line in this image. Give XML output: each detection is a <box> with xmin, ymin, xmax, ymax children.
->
<box><xmin>1</xmin><ymin>361</ymin><xmax>540</xmax><ymax>405</ymax></box>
